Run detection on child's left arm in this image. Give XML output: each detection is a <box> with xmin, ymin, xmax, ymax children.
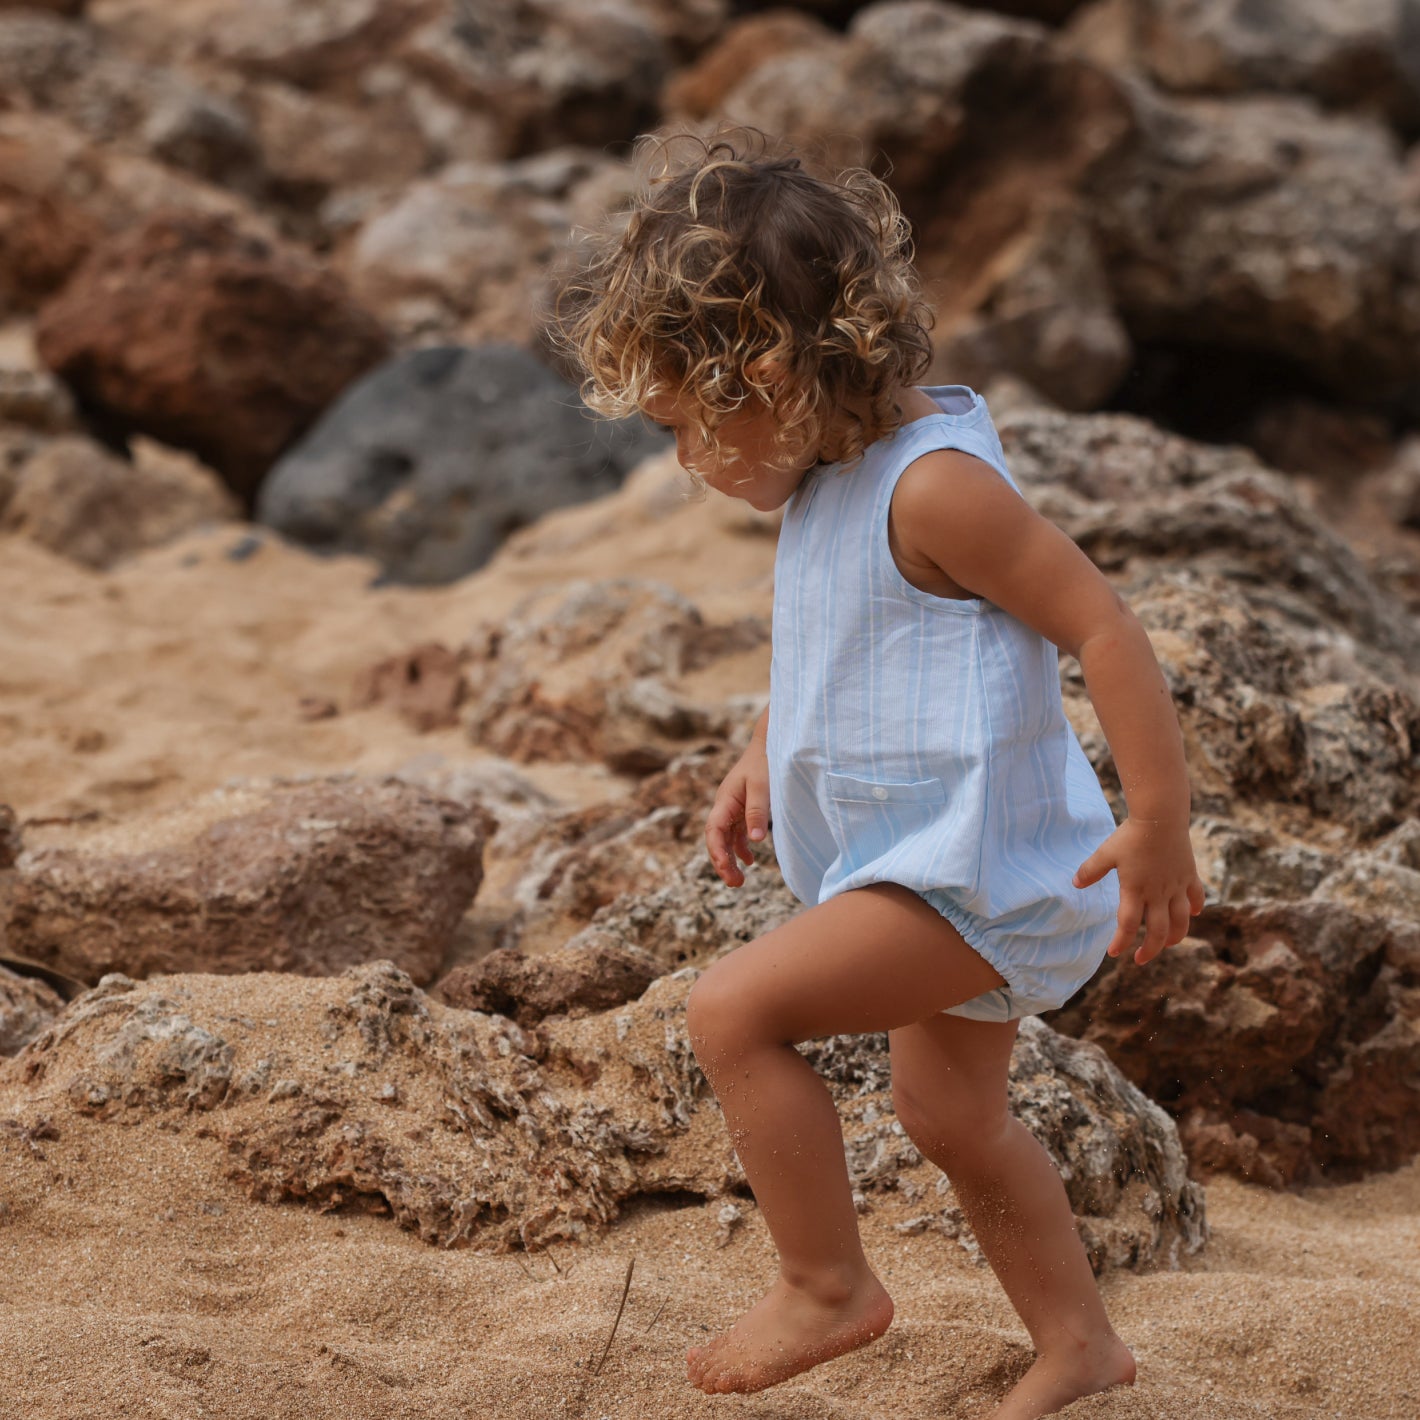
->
<box><xmin>893</xmin><ymin>449</ymin><xmax>1207</xmax><ymax>965</ymax></box>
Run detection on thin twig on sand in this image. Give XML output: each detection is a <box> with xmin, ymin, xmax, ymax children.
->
<box><xmin>592</xmin><ymin>1258</ymin><xmax>636</xmax><ymax>1376</ymax></box>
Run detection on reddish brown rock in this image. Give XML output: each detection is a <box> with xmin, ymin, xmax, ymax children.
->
<box><xmin>0</xmin><ymin>111</ymin><xmax>258</xmax><ymax>316</ymax></box>
<box><xmin>34</xmin><ymin>211</ymin><xmax>389</xmax><ymax>503</ymax></box>
<box><xmin>4</xmin><ymin>960</ymin><xmax>1205</xmax><ymax>1268</ymax></box>
<box><xmin>2</xmin><ymin>777</ymin><xmax>489</xmax><ymax>986</ymax></box>
<box><xmin>1049</xmin><ymin>898</ymin><xmax>1420</xmax><ymax>1184</ymax></box>
<box><xmin>435</xmin><ymin>939</ymin><xmax>662</xmax><ymax>1026</ymax></box>
<box><xmin>352</xmin><ymin>642</ymin><xmax>467</xmax><ymax>733</ymax></box>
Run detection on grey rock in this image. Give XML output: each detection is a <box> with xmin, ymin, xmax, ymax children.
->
<box><xmin>257</xmin><ymin>346</ymin><xmax>666</xmax><ymax>585</ymax></box>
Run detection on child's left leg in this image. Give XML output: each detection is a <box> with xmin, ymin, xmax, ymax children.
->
<box><xmin>682</xmin><ymin>880</ymin><xmax>1008</xmax><ymax>1395</ymax></box>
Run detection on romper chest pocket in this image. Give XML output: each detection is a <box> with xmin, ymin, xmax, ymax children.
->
<box><xmin>825</xmin><ymin>772</ymin><xmax>948</xmax><ymax>806</ymax></box>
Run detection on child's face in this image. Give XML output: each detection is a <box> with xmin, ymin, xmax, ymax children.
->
<box><xmin>642</xmin><ymin>389</ymin><xmax>814</xmax><ymax>511</ymax></box>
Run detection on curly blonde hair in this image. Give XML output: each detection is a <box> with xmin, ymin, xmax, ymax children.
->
<box><xmin>554</xmin><ymin>129</ymin><xmax>933</xmax><ymax>486</ymax></box>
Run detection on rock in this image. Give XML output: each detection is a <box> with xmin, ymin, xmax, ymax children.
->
<box><xmin>352</xmin><ymin>642</ymin><xmax>467</xmax><ymax>733</ymax></box>
<box><xmin>662</xmin><ymin>11</ymin><xmax>836</xmax><ymax>119</ymax></box>
<box><xmin>933</xmin><ymin>196</ymin><xmax>1133</xmax><ymax>409</ymax></box>
<box><xmin>0</xmin><ymin>111</ymin><xmax>259</xmax><ymax>316</ymax></box>
<box><xmin>998</xmin><ymin>404</ymin><xmax>1420</xmax><ymax>668</ymax></box>
<box><xmin>0</xmin><ymin>10</ymin><xmax>263</xmax><ymax>188</ymax></box>
<box><xmin>463</xmin><ymin>577</ymin><xmax>767</xmax><ymax>766</ymax></box>
<box><xmin>1080</xmin><ymin>82</ymin><xmax>1420</xmax><ymax>411</ymax></box>
<box><xmin>34</xmin><ymin>211</ymin><xmax>389</xmax><ymax>504</ymax></box>
<box><xmin>0</xmin><ymin>805</ymin><xmax>19</xmax><ymax>869</ymax></box>
<box><xmin>1073</xmin><ymin>0</ymin><xmax>1420</xmax><ymax>133</ymax></box>
<box><xmin>0</xmin><ymin>0</ymin><xmax>86</xmax><ymax>15</ymax></box>
<box><xmin>1050</xmin><ymin>895</ymin><xmax>1420</xmax><ymax>1184</ymax></box>
<box><xmin>258</xmin><ymin>347</ymin><xmax>665</xmax><ymax>585</ymax></box>
<box><xmin>4</xmin><ymin>960</ymin><xmax>1205</xmax><ymax>1268</ymax></box>
<box><xmin>0</xmin><ymin>434</ymin><xmax>237</xmax><ymax>569</ymax></box>
<box><xmin>558</xmin><ymin>835</ymin><xmax>800</xmax><ymax>975</ymax></box>
<box><xmin>339</xmin><ymin>150</ymin><xmax>636</xmax><ymax>345</ymax></box>
<box><xmin>0</xmin><ymin>366</ymin><xmax>77</xmax><ymax>433</ymax></box>
<box><xmin>244</xmin><ymin>78</ymin><xmax>435</xmax><ymax>219</ymax></box>
<box><xmin>435</xmin><ymin>939</ymin><xmax>662</xmax><ymax>1026</ymax></box>
<box><xmin>0</xmin><ymin>964</ymin><xmax>63</xmax><ymax>1057</ymax></box>
<box><xmin>400</xmin><ymin>1</ymin><xmax>673</xmax><ymax>157</ymax></box>
<box><xmin>2</xmin><ymin>777</ymin><xmax>490</xmax><ymax>986</ymax></box>
<box><xmin>1385</xmin><ymin>437</ymin><xmax>1420</xmax><ymax>532</ymax></box>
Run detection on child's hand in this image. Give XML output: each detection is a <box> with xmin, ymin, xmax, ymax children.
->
<box><xmin>706</xmin><ymin>742</ymin><xmax>771</xmax><ymax>887</ymax></box>
<box><xmin>1073</xmin><ymin>817</ymin><xmax>1206</xmax><ymax>964</ymax></box>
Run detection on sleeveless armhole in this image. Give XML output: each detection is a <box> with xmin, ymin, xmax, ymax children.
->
<box><xmin>877</xmin><ymin>414</ymin><xmax>1018</xmax><ymax>615</ymax></box>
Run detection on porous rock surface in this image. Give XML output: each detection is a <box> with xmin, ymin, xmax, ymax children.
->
<box><xmin>0</xmin><ymin>960</ymin><xmax>1206</xmax><ymax>1269</ymax></box>
<box><xmin>1</xmin><ymin>777</ymin><xmax>490</xmax><ymax>987</ymax></box>
<box><xmin>463</xmin><ymin>577</ymin><xmax>768</xmax><ymax>772</ymax></box>
<box><xmin>34</xmin><ymin>210</ymin><xmax>390</xmax><ymax>502</ymax></box>
<box><xmin>992</xmin><ymin>403</ymin><xmax>1420</xmax><ymax>1184</ymax></box>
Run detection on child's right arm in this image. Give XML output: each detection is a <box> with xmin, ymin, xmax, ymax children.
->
<box><xmin>706</xmin><ymin>706</ymin><xmax>770</xmax><ymax>887</ymax></box>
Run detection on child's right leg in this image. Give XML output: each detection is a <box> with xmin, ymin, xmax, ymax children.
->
<box><xmin>889</xmin><ymin>1014</ymin><xmax>1136</xmax><ymax>1419</ymax></box>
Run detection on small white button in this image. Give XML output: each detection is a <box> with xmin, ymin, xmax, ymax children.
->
<box><xmin>872</xmin><ymin>786</ymin><xmax>889</xmax><ymax>801</ymax></box>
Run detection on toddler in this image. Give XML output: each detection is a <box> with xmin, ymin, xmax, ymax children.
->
<box><xmin>557</xmin><ymin>131</ymin><xmax>1205</xmax><ymax>1420</ymax></box>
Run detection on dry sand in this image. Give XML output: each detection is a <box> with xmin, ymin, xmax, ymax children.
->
<box><xmin>2</xmin><ymin>452</ymin><xmax>1417</xmax><ymax>1418</ymax></box>
<box><xmin>0</xmin><ymin>1100</ymin><xmax>1414</xmax><ymax>1419</ymax></box>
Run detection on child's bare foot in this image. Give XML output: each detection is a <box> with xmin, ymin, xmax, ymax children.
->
<box><xmin>985</xmin><ymin>1333</ymin><xmax>1136</xmax><ymax>1419</ymax></box>
<box><xmin>686</xmin><ymin>1269</ymin><xmax>894</xmax><ymax>1394</ymax></box>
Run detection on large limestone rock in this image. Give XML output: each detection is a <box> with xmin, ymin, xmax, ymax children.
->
<box><xmin>339</xmin><ymin>150</ymin><xmax>637</xmax><ymax>346</ymax></box>
<box><xmin>1</xmin><ymin>777</ymin><xmax>490</xmax><ymax>987</ymax></box>
<box><xmin>256</xmin><ymin>347</ymin><xmax>666</xmax><ymax>585</ymax></box>
<box><xmin>990</xmin><ymin>404</ymin><xmax>1420</xmax><ymax>1184</ymax></box>
<box><xmin>1079</xmin><ymin>81</ymin><xmax>1420</xmax><ymax>410</ymax></box>
<box><xmin>1070</xmin><ymin>0</ymin><xmax>1420</xmax><ymax>132</ymax></box>
<box><xmin>34</xmin><ymin>211</ymin><xmax>390</xmax><ymax>503</ymax></box>
<box><xmin>0</xmin><ymin>10</ymin><xmax>262</xmax><ymax>188</ymax></box>
<box><xmin>3</xmin><ymin>960</ymin><xmax>1206</xmax><ymax>1269</ymax></box>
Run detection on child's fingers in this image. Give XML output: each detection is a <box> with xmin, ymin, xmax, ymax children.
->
<box><xmin>1073</xmin><ymin>848</ymin><xmax>1112</xmax><ymax>890</ymax></box>
<box><xmin>1133</xmin><ymin>894</ymin><xmax>1170</xmax><ymax>964</ymax></box>
<box><xmin>1167</xmin><ymin>895</ymin><xmax>1192</xmax><ymax>946</ymax></box>
<box><xmin>743</xmin><ymin>781</ymin><xmax>770</xmax><ymax>845</ymax></box>
<box><xmin>1106</xmin><ymin>891</ymin><xmax>1143</xmax><ymax>958</ymax></box>
<box><xmin>705</xmin><ymin>803</ymin><xmax>746</xmax><ymax>884</ymax></box>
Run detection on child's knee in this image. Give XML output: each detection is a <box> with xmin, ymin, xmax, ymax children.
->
<box><xmin>890</xmin><ymin>1083</ymin><xmax>1011</xmax><ymax>1164</ymax></box>
<box><xmin>684</xmin><ymin>966</ymin><xmax>740</xmax><ymax>1058</ymax></box>
<box><xmin>684</xmin><ymin>960</ymin><xmax>781</xmax><ymax>1062</ymax></box>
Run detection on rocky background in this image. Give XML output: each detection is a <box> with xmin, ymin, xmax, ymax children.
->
<box><xmin>1</xmin><ymin>3</ymin><xmax>1418</xmax><ymax>1418</ymax></box>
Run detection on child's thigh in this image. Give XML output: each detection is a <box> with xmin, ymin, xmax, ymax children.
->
<box><xmin>687</xmin><ymin>881</ymin><xmax>1006</xmax><ymax>1046</ymax></box>
<box><xmin>887</xmin><ymin>1012</ymin><xmax>1019</xmax><ymax>1145</ymax></box>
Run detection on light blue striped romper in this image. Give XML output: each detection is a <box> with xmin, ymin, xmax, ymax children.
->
<box><xmin>766</xmin><ymin>384</ymin><xmax>1121</xmax><ymax>1022</ymax></box>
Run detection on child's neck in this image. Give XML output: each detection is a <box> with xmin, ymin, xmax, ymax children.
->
<box><xmin>818</xmin><ymin>384</ymin><xmax>937</xmax><ymax>464</ymax></box>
